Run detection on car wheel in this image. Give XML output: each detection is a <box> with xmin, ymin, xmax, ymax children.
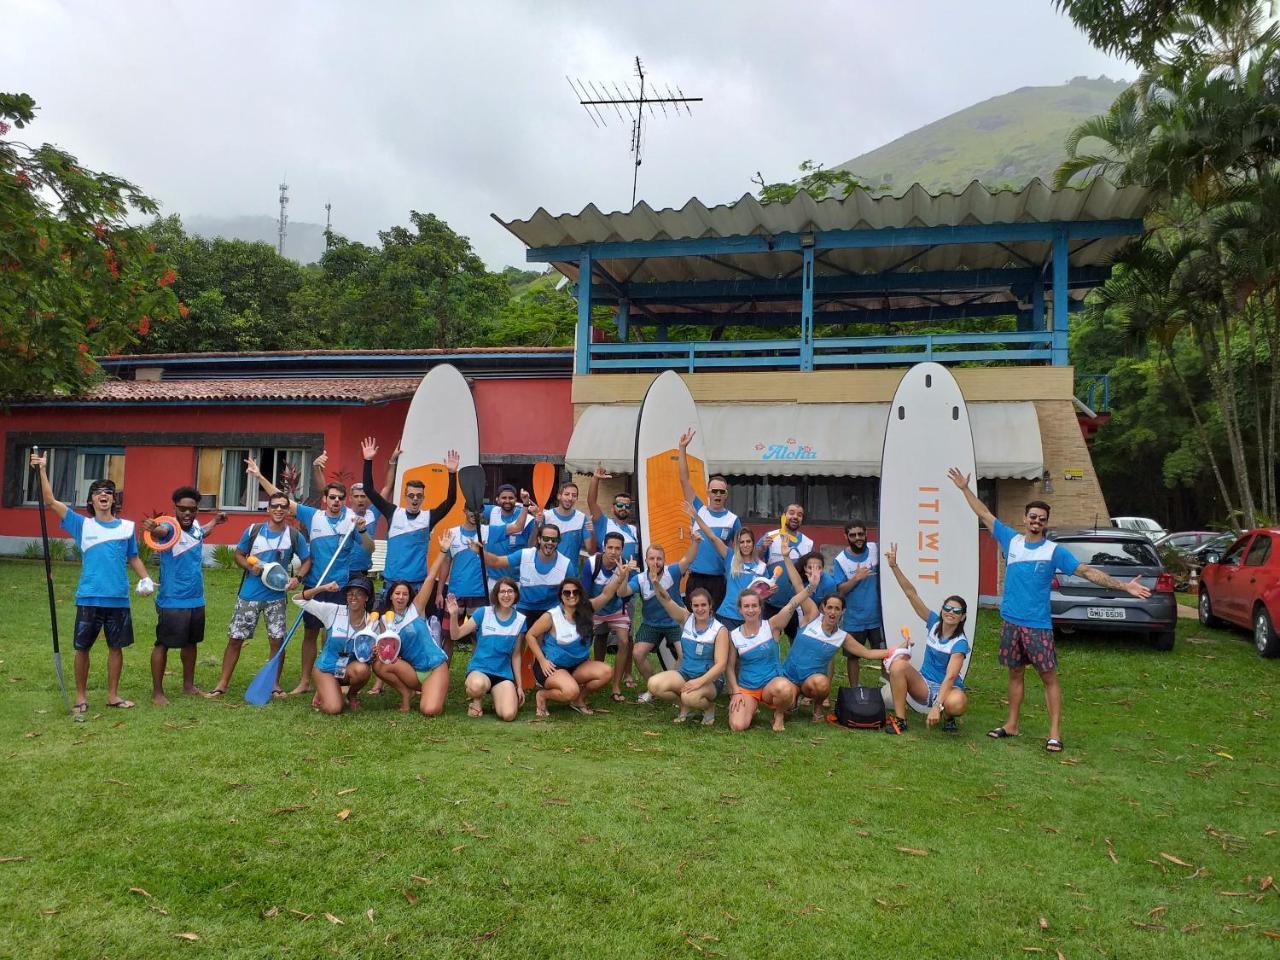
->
<box><xmin>1151</xmin><ymin>629</ymin><xmax>1175</xmax><ymax>652</ymax></box>
<box><xmin>1198</xmin><ymin>588</ymin><xmax>1221</xmax><ymax>627</ymax></box>
<box><xmin>1254</xmin><ymin>606</ymin><xmax>1280</xmax><ymax>658</ymax></box>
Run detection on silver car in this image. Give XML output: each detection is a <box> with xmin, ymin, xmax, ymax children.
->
<box><xmin>1048</xmin><ymin>529</ymin><xmax>1179</xmax><ymax>651</ymax></box>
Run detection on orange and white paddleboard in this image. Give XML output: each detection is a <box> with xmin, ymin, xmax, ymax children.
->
<box><xmin>635</xmin><ymin>371</ymin><xmax>707</xmax><ymax>566</ymax></box>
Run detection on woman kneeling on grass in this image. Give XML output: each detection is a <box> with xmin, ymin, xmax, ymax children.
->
<box><xmin>447</xmin><ymin>578</ymin><xmax>527</xmax><ymax>721</ymax></box>
<box><xmin>371</xmin><ymin>553</ymin><xmax>451</xmax><ymax>715</ymax></box>
<box><xmin>525</xmin><ymin>570</ymin><xmax>629</xmax><ymax>717</ymax></box>
<box><xmin>644</xmin><ymin>584</ymin><xmax>729</xmax><ymax>725</ymax></box>
<box><xmin>292</xmin><ymin>576</ymin><xmax>376</xmax><ymax>715</ymax></box>
<box><xmin>882</xmin><ymin>543</ymin><xmax>970</xmax><ymax>735</ymax></box>
<box><xmin>780</xmin><ymin>560</ymin><xmax>899</xmax><ymax>722</ymax></box>
<box><xmin>726</xmin><ymin>568</ymin><xmax>815</xmax><ymax>733</ymax></box>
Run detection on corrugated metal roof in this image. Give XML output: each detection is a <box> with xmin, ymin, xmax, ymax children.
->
<box><xmin>496</xmin><ymin>178</ymin><xmax>1151</xmax><ymax>287</ymax></box>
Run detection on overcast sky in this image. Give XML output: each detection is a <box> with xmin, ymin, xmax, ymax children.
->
<box><xmin>3</xmin><ymin>0</ymin><xmax>1128</xmax><ymax>268</ymax></box>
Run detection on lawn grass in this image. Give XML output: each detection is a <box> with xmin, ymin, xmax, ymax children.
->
<box><xmin>0</xmin><ymin>558</ymin><xmax>1276</xmax><ymax>959</ymax></box>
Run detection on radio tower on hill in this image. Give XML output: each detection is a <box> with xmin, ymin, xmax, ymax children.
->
<box><xmin>276</xmin><ymin>178</ymin><xmax>289</xmax><ymax>256</ymax></box>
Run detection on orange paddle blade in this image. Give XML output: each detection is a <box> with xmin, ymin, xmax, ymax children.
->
<box><xmin>532</xmin><ymin>462</ymin><xmax>556</xmax><ymax>509</ymax></box>
<box><xmin>643</xmin><ymin>449</ymin><xmax>706</xmax><ymax>560</ymax></box>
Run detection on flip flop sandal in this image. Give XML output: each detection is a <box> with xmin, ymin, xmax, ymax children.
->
<box><xmin>205</xmin><ymin>688</ymin><xmax>226</xmax><ymax>698</ymax></box>
<box><xmin>106</xmin><ymin>699</ymin><xmax>135</xmax><ymax>709</ymax></box>
<box><xmin>467</xmin><ymin>702</ymin><xmax>483</xmax><ymax>718</ymax></box>
<box><xmin>610</xmin><ymin>693</ymin><xmax>626</xmax><ymax>703</ymax></box>
<box><xmin>73</xmin><ymin>701</ymin><xmax>88</xmax><ymax>714</ymax></box>
<box><xmin>987</xmin><ymin>726</ymin><xmax>1018</xmax><ymax>739</ymax></box>
<box><xmin>1045</xmin><ymin>738</ymin><xmax>1065</xmax><ymax>753</ymax></box>
<box><xmin>569</xmin><ymin>702</ymin><xmax>594</xmax><ymax>716</ymax></box>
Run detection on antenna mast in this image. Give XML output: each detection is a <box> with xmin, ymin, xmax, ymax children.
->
<box><xmin>276</xmin><ymin>178</ymin><xmax>289</xmax><ymax>256</ymax></box>
<box><xmin>568</xmin><ymin>56</ymin><xmax>702</xmax><ymax>208</ymax></box>
<box><xmin>324</xmin><ymin>200</ymin><xmax>332</xmax><ymax>249</ymax></box>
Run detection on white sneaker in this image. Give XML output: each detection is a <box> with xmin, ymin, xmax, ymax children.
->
<box><xmin>702</xmin><ymin>706</ymin><xmax>716</xmax><ymax>726</ymax></box>
<box><xmin>635</xmin><ymin>691</ymin><xmax>654</xmax><ymax>704</ymax></box>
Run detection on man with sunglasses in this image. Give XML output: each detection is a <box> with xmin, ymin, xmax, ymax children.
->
<box><xmin>248</xmin><ymin>457</ymin><xmax>374</xmax><ymax>695</ymax></box>
<box><xmin>948</xmin><ymin>468</ymin><xmax>1151</xmax><ymax>753</ymax></box>
<box><xmin>29</xmin><ymin>451</ymin><xmax>153</xmax><ymax>713</ymax></box>
<box><xmin>541</xmin><ymin>481</ymin><xmax>591</xmax><ymax>577</ymax></box>
<box><xmin>586</xmin><ymin>464</ymin><xmax>638</xmax><ymax>563</ymax></box>
<box><xmin>834</xmin><ymin>520</ymin><xmax>883</xmax><ymax>686</ymax></box>
<box><xmin>211</xmin><ymin>492</ymin><xmax>310</xmax><ymax>697</ymax></box>
<box><xmin>677</xmin><ymin>429</ymin><xmax>740</xmax><ymax>612</ymax></box>
<box><xmin>473</xmin><ymin>522</ymin><xmax>572</xmax><ymax>619</ymax></box>
<box><xmin>756</xmin><ymin>503</ymin><xmax>814</xmax><ymax>640</ymax></box>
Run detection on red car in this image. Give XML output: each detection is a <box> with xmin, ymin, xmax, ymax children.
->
<box><xmin>1198</xmin><ymin>528</ymin><xmax>1280</xmax><ymax>657</ymax></box>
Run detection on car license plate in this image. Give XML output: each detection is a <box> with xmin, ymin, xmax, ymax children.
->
<box><xmin>1086</xmin><ymin>607</ymin><xmax>1126</xmax><ymax>620</ymax></box>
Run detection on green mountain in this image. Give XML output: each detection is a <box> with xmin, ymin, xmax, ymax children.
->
<box><xmin>835</xmin><ymin>76</ymin><xmax>1129</xmax><ymax>192</ymax></box>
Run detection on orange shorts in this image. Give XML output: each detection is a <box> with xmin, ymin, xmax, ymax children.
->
<box><xmin>735</xmin><ymin>686</ymin><xmax>771</xmax><ymax>705</ymax></box>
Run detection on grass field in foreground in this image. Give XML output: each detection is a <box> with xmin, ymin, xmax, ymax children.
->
<box><xmin>0</xmin><ymin>558</ymin><xmax>1276</xmax><ymax>959</ymax></box>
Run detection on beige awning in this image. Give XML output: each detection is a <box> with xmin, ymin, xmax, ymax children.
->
<box><xmin>566</xmin><ymin>401</ymin><xmax>1043</xmax><ymax>480</ymax></box>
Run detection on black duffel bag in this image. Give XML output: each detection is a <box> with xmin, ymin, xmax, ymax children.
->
<box><xmin>834</xmin><ymin>685</ymin><xmax>885</xmax><ymax>730</ymax></box>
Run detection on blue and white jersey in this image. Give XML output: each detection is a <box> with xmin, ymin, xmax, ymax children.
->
<box><xmin>731</xmin><ymin>621</ymin><xmax>783</xmax><ymax>690</ymax></box>
<box><xmin>444</xmin><ymin>525</ymin><xmax>487</xmax><ymax>599</ymax></box>
<box><xmin>690</xmin><ymin>497</ymin><xmax>741</xmax><ymax>575</ymax></box>
<box><xmin>388</xmin><ymin>610</ymin><xmax>447</xmax><ymax>674</ymax></box>
<box><xmin>296</xmin><ymin>503</ymin><xmax>360</xmax><ymax>589</ymax></box>
<box><xmin>756</xmin><ymin>530</ymin><xmax>814</xmax><ymax>607</ymax></box>
<box><xmin>382</xmin><ymin>505</ymin><xmax>436</xmax><ymax>585</ymax></box>
<box><xmin>292</xmin><ymin>599</ymin><xmax>362</xmax><ymax>675</ymax></box>
<box><xmin>922</xmin><ymin>612</ymin><xmax>970</xmax><ymax>687</ymax></box>
<box><xmin>237</xmin><ymin>523</ymin><xmax>308</xmax><ymax>602</ymax></box>
<box><xmin>586</xmin><ymin>555</ymin><xmax>626</xmax><ymax>616</ymax></box>
<box><xmin>783</xmin><ymin>617</ymin><xmax>846</xmax><ymax>683</ymax></box>
<box><xmin>347</xmin><ymin>506</ymin><xmax>380</xmax><ymax>574</ymax></box>
<box><xmin>628</xmin><ymin>562</ymin><xmax>684</xmax><ymax>628</ymax></box>
<box><xmin>508</xmin><ymin>548</ymin><xmax>571</xmax><ymax>615</ymax></box>
<box><xmin>834</xmin><ymin>544</ymin><xmax>881</xmax><ymax>631</ymax></box>
<box><xmin>718</xmin><ymin>552</ymin><xmax>769</xmax><ymax>622</ymax></box>
<box><xmin>466</xmin><ymin>606</ymin><xmax>528</xmax><ymax>681</ymax></box>
<box><xmin>542</xmin><ymin>605</ymin><xmax>591</xmax><ymax>667</ymax></box>
<box><xmin>485</xmin><ymin>507</ymin><xmax>535</xmax><ymax>584</ymax></box>
<box><xmin>679</xmin><ymin>615</ymin><xmax>723</xmax><ymax>681</ymax></box>
<box><xmin>543</xmin><ymin>507</ymin><xmax>589</xmax><ymax>576</ymax></box>
<box><xmin>994</xmin><ymin>519</ymin><xmax>1080</xmax><ymax>629</ymax></box>
<box><xmin>808</xmin><ymin>571</ymin><xmax>841</xmax><ymax>607</ymax></box>
<box><xmin>592</xmin><ymin>515</ymin><xmax>638</xmax><ymax>563</ymax></box>
<box><xmin>156</xmin><ymin>520</ymin><xmax>206</xmax><ymax>609</ymax></box>
<box><xmin>60</xmin><ymin>512</ymin><xmax>137</xmax><ymax>608</ymax></box>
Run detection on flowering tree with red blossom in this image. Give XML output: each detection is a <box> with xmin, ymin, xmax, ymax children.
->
<box><xmin>0</xmin><ymin>92</ymin><xmax>181</xmax><ymax>402</ymax></box>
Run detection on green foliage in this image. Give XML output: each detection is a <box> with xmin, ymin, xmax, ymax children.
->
<box><xmin>754</xmin><ymin>160</ymin><xmax>877</xmax><ymax>203</ymax></box>
<box><xmin>1053</xmin><ymin>0</ymin><xmax>1262</xmax><ymax>66</ymax></box>
<box><xmin>211</xmin><ymin>543</ymin><xmax>237</xmax><ymax>570</ymax></box>
<box><xmin>0</xmin><ymin>92</ymin><xmax>179</xmax><ymax>401</ymax></box>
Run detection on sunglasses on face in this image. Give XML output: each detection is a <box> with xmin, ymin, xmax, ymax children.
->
<box><xmin>941</xmin><ymin>604</ymin><xmax>964</xmax><ymax>614</ymax></box>
<box><xmin>614</xmin><ymin>502</ymin><xmax>630</xmax><ymax>509</ymax></box>
<box><xmin>709</xmin><ymin>488</ymin><xmax>727</xmax><ymax>496</ymax></box>
<box><xmin>405</xmin><ymin>491</ymin><xmax>425</xmax><ymax>500</ymax></box>
<box><xmin>326</xmin><ymin>494</ymin><xmax>344</xmax><ymax>501</ymax></box>
<box><xmin>1027</xmin><ymin>515</ymin><xmax>1048</xmax><ymax>523</ymax></box>
<box><xmin>540</xmin><ymin>536</ymin><xmax>561</xmax><ymax>544</ymax></box>
<box><xmin>560</xmin><ymin>588</ymin><xmax>580</xmax><ymax>598</ymax></box>
<box><xmin>269</xmin><ymin>503</ymin><xmax>288</xmax><ymax>510</ymax></box>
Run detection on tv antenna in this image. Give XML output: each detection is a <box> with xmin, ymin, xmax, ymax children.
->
<box><xmin>568</xmin><ymin>56</ymin><xmax>702</xmax><ymax>208</ymax></box>
<box><xmin>276</xmin><ymin>178</ymin><xmax>289</xmax><ymax>256</ymax></box>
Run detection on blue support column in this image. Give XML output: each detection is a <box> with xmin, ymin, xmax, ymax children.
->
<box><xmin>1024</xmin><ymin>274</ymin><xmax>1045</xmax><ymax>333</ymax></box>
<box><xmin>576</xmin><ymin>254</ymin><xmax>592</xmax><ymax>375</ymax></box>
<box><xmin>615</xmin><ymin>298</ymin><xmax>630</xmax><ymax>342</ymax></box>
<box><xmin>800</xmin><ymin>246</ymin><xmax>815</xmax><ymax>371</ymax></box>
<box><xmin>1052</xmin><ymin>228</ymin><xmax>1068</xmax><ymax>366</ymax></box>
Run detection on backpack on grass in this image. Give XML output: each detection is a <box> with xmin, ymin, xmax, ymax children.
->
<box><xmin>834</xmin><ymin>686</ymin><xmax>885</xmax><ymax>730</ymax></box>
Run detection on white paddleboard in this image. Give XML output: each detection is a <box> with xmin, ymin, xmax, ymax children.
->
<box><xmin>635</xmin><ymin>371</ymin><xmax>707</xmax><ymax>671</ymax></box>
<box><xmin>878</xmin><ymin>362</ymin><xmax>978</xmax><ymax>712</ymax></box>
<box><xmin>395</xmin><ymin>364</ymin><xmax>479</xmax><ymax>566</ymax></box>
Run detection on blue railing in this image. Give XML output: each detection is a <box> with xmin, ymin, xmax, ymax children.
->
<box><xmin>587</xmin><ymin>331</ymin><xmax>1055</xmax><ymax>373</ymax></box>
<box><xmin>1076</xmin><ymin>373</ymin><xmax>1111</xmax><ymax>413</ymax></box>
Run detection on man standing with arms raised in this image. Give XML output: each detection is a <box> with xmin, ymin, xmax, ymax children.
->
<box><xmin>756</xmin><ymin>503</ymin><xmax>813</xmax><ymax>640</ymax></box>
<box><xmin>587</xmin><ymin>464</ymin><xmax>638</xmax><ymax>563</ymax></box>
<box><xmin>947</xmin><ymin>468</ymin><xmax>1151</xmax><ymax>752</ymax></box>
<box><xmin>677</xmin><ymin>429</ymin><xmax>740</xmax><ymax>613</ymax></box>
<box><xmin>541</xmin><ymin>480</ymin><xmax>592</xmax><ymax>577</ymax></box>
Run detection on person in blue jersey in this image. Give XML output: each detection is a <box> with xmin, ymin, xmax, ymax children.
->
<box><xmin>586</xmin><ymin>463</ymin><xmax>638</xmax><ymax>563</ymax></box>
<box><xmin>312</xmin><ymin>447</ymin><xmax>390</xmax><ymax>579</ymax></box>
<box><xmin>684</xmin><ymin>508</ymin><xmax>771</xmax><ymax>632</ymax></box>
<box><xmin>755</xmin><ymin>503</ymin><xmax>814</xmax><ymax>640</ymax></box>
<box><xmin>210</xmin><ymin>492</ymin><xmax>311</xmax><ymax>698</ymax></box>
<box><xmin>677</xmin><ymin>429</ymin><xmax>741</xmax><ymax>612</ymax></box>
<box><xmin>437</xmin><ymin>506</ymin><xmax>490</xmax><ymax>612</ymax></box>
<box><xmin>140</xmin><ymin>487</ymin><xmax>226</xmax><ymax>705</ymax></box>
<box><xmin>726</xmin><ymin>574</ymin><xmax>815</xmax><ymax>733</ymax></box>
<box><xmin>474</xmin><ymin>522</ymin><xmax>573</xmax><ymax>621</ymax></box>
<box><xmin>29</xmin><ymin>451</ymin><xmax>154</xmax><ymax>713</ymax></box>
<box><xmin>370</xmin><ymin>546</ymin><xmax>451</xmax><ymax>715</ymax></box>
<box><xmin>541</xmin><ymin>481</ymin><xmax>592</xmax><ymax>576</ymax></box>
<box><xmin>797</xmin><ymin>551</ymin><xmax>840</xmax><ymax>606</ymax></box>
<box><xmin>948</xmin><ymin>468</ymin><xmax>1150</xmax><ymax>753</ymax></box>
<box><xmin>644</xmin><ymin>583</ymin><xmax>729</xmax><ymax>725</ymax></box>
<box><xmin>447</xmin><ymin>579</ymin><xmax>528</xmax><ymax>721</ymax></box>
<box><xmin>291</xmin><ymin>576</ymin><xmax>377</xmax><ymax>715</ymax></box>
<box><xmin>620</xmin><ymin>534</ymin><xmax>699</xmax><ymax>704</ymax></box>
<box><xmin>247</xmin><ymin>456</ymin><xmax>374</xmax><ymax>696</ymax></box>
<box><xmin>833</xmin><ymin>521</ymin><xmax>884</xmax><ymax>687</ymax></box>
<box><xmin>359</xmin><ymin>436</ymin><xmax>459</xmax><ymax>608</ymax></box>
<box><xmin>583</xmin><ymin>532</ymin><xmax>635</xmax><ymax>694</ymax></box>
<box><xmin>483</xmin><ymin>483</ymin><xmax>537</xmax><ymax>585</ymax></box>
<box><xmin>882</xmin><ymin>543</ymin><xmax>970</xmax><ymax>735</ymax></box>
<box><xmin>779</xmin><ymin>556</ymin><xmax>900</xmax><ymax>723</ymax></box>
<box><xmin>524</xmin><ymin>570</ymin><xmax>629</xmax><ymax>717</ymax></box>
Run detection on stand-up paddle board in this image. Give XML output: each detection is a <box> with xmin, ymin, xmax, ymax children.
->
<box><xmin>878</xmin><ymin>362</ymin><xmax>978</xmax><ymax>712</ymax></box>
<box><xmin>635</xmin><ymin>371</ymin><xmax>708</xmax><ymax>671</ymax></box>
<box><xmin>395</xmin><ymin>364</ymin><xmax>479</xmax><ymax>568</ymax></box>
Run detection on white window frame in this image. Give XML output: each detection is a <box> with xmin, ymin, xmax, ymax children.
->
<box><xmin>217</xmin><ymin>446</ymin><xmax>307</xmax><ymax>511</ymax></box>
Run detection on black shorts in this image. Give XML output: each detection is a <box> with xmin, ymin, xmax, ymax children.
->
<box><xmin>155</xmin><ymin>607</ymin><xmax>206</xmax><ymax>648</ymax></box>
<box><xmin>484</xmin><ymin>672</ymin><xmax>515</xmax><ymax>689</ymax></box>
<box><xmin>303</xmin><ymin>589</ymin><xmax>344</xmax><ymax>630</ymax></box>
<box><xmin>846</xmin><ymin>626</ymin><xmax>886</xmax><ymax>654</ymax></box>
<box><xmin>532</xmin><ymin>658</ymin><xmax>585</xmax><ymax>688</ymax></box>
<box><xmin>73</xmin><ymin>605</ymin><xmax>134</xmax><ymax>652</ymax></box>
<box><xmin>684</xmin><ymin>571</ymin><xmax>727</xmax><ymax>614</ymax></box>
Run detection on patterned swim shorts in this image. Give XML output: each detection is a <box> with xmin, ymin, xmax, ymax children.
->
<box><xmin>998</xmin><ymin>621</ymin><xmax>1057</xmax><ymax>673</ymax></box>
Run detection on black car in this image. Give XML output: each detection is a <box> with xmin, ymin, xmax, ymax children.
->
<box><xmin>1048</xmin><ymin>529</ymin><xmax>1179</xmax><ymax>650</ymax></box>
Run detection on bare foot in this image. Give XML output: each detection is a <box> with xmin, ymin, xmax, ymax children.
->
<box><xmin>811</xmin><ymin>711</ymin><xmax>826</xmax><ymax>723</ymax></box>
<box><xmin>311</xmin><ymin>693</ymin><xmax>321</xmax><ymax>709</ymax></box>
<box><xmin>467</xmin><ymin>700</ymin><xmax>483</xmax><ymax>718</ymax></box>
<box><xmin>771</xmin><ymin>713</ymin><xmax>786</xmax><ymax>732</ymax></box>
<box><xmin>182</xmin><ymin>684</ymin><xmax>204</xmax><ymax>696</ymax></box>
<box><xmin>398</xmin><ymin>698</ymin><xmax>411</xmax><ymax>713</ymax></box>
<box><xmin>346</xmin><ymin>696</ymin><xmax>361</xmax><ymax>712</ymax></box>
<box><xmin>152</xmin><ymin>692</ymin><xmax>170</xmax><ymax>706</ymax></box>
<box><xmin>289</xmin><ymin>683</ymin><xmax>311</xmax><ymax>696</ymax></box>
<box><xmin>370</xmin><ymin>682</ymin><xmax>384</xmax><ymax>695</ymax></box>
<box><xmin>535</xmin><ymin>690</ymin><xmax>550</xmax><ymax>717</ymax></box>
<box><xmin>672</xmin><ymin>712</ymin><xmax>689</xmax><ymax>723</ymax></box>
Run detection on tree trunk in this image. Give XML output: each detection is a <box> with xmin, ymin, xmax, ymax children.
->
<box><xmin>1212</xmin><ymin>303</ymin><xmax>1258</xmax><ymax>527</ymax></box>
<box><xmin>1161</xmin><ymin>338</ymin><xmax>1238</xmax><ymax>522</ymax></box>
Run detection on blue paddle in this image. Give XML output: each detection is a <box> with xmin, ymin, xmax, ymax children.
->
<box><xmin>244</xmin><ymin>524</ymin><xmax>357</xmax><ymax>706</ymax></box>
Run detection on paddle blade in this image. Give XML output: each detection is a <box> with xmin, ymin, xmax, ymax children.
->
<box><xmin>459</xmin><ymin>465</ymin><xmax>486</xmax><ymax>515</ymax></box>
<box><xmin>244</xmin><ymin>651</ymin><xmax>283</xmax><ymax>706</ymax></box>
<box><xmin>532</xmin><ymin>462</ymin><xmax>556</xmax><ymax>509</ymax></box>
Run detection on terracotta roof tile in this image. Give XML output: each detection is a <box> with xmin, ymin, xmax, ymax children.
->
<box><xmin>101</xmin><ymin>346</ymin><xmax>571</xmax><ymax>362</ymax></box>
<box><xmin>76</xmin><ymin>377</ymin><xmax>424</xmax><ymax>404</ymax></box>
